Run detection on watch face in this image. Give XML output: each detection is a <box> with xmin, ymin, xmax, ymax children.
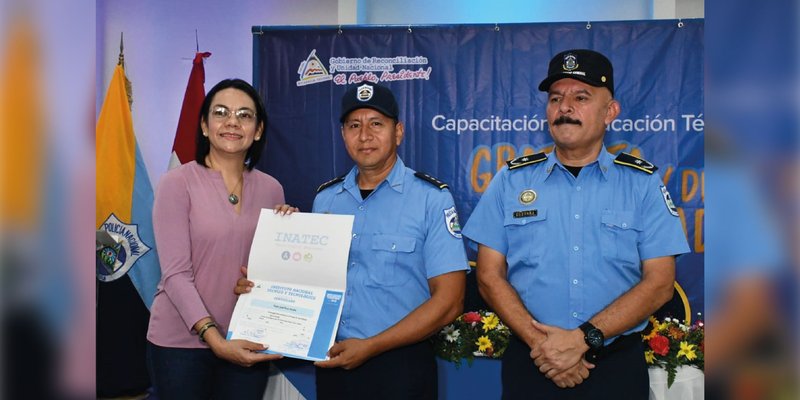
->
<box><xmin>586</xmin><ymin>330</ymin><xmax>603</xmax><ymax>348</ymax></box>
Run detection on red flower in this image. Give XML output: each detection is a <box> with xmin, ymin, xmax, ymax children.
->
<box><xmin>463</xmin><ymin>312</ymin><xmax>481</xmax><ymax>324</ymax></box>
<box><xmin>648</xmin><ymin>334</ymin><xmax>670</xmax><ymax>356</ymax></box>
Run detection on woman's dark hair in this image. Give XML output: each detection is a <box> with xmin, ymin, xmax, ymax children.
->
<box><xmin>195</xmin><ymin>78</ymin><xmax>267</xmax><ymax>170</ymax></box>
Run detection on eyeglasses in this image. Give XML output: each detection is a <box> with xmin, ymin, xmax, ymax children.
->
<box><xmin>210</xmin><ymin>105</ymin><xmax>256</xmax><ymax>123</ymax></box>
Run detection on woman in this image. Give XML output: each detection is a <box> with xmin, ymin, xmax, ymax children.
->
<box><xmin>147</xmin><ymin>78</ymin><xmax>295</xmax><ymax>399</ymax></box>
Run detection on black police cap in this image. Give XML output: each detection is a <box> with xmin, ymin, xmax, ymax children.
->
<box><xmin>339</xmin><ymin>83</ymin><xmax>399</xmax><ymax>123</ymax></box>
<box><xmin>538</xmin><ymin>49</ymin><xmax>615</xmax><ymax>96</ymax></box>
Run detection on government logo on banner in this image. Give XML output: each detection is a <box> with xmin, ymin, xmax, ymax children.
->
<box><xmin>296</xmin><ymin>49</ymin><xmax>332</xmax><ymax>86</ymax></box>
<box><xmin>296</xmin><ymin>49</ymin><xmax>433</xmax><ymax>87</ymax></box>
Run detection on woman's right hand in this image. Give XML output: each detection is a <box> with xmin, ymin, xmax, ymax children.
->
<box><xmin>234</xmin><ymin>266</ymin><xmax>255</xmax><ymax>295</ymax></box>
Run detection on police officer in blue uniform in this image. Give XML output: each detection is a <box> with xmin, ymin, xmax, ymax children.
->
<box><xmin>311</xmin><ymin>83</ymin><xmax>469</xmax><ymax>399</ymax></box>
<box><xmin>462</xmin><ymin>49</ymin><xmax>690</xmax><ymax>399</ymax></box>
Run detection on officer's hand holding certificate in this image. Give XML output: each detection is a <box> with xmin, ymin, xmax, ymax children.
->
<box><xmin>227</xmin><ymin>209</ymin><xmax>354</xmax><ymax>361</ymax></box>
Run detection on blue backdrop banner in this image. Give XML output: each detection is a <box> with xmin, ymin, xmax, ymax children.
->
<box><xmin>252</xmin><ymin>20</ymin><xmax>704</xmax><ymax>325</ymax></box>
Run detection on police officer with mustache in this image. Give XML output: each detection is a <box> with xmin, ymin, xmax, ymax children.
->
<box><xmin>462</xmin><ymin>49</ymin><xmax>690</xmax><ymax>399</ymax></box>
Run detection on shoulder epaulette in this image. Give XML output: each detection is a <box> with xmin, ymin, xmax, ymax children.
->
<box><xmin>506</xmin><ymin>152</ymin><xmax>548</xmax><ymax>170</ymax></box>
<box><xmin>414</xmin><ymin>172</ymin><xmax>448</xmax><ymax>190</ymax></box>
<box><xmin>316</xmin><ymin>175</ymin><xmax>346</xmax><ymax>193</ymax></box>
<box><xmin>613</xmin><ymin>152</ymin><xmax>658</xmax><ymax>174</ymax></box>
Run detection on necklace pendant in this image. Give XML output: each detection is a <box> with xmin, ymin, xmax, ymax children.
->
<box><xmin>228</xmin><ymin>193</ymin><xmax>239</xmax><ymax>205</ymax></box>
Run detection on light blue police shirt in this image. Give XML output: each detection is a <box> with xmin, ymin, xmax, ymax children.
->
<box><xmin>313</xmin><ymin>157</ymin><xmax>469</xmax><ymax>340</ymax></box>
<box><xmin>462</xmin><ymin>147</ymin><xmax>690</xmax><ymax>337</ymax></box>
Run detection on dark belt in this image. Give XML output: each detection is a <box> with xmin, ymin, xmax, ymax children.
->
<box><xmin>587</xmin><ymin>333</ymin><xmax>641</xmax><ymax>362</ymax></box>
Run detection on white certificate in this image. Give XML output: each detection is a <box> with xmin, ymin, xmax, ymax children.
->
<box><xmin>227</xmin><ymin>209</ymin><xmax>354</xmax><ymax>361</ymax></box>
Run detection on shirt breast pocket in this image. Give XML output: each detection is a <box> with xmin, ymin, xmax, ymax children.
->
<box><xmin>368</xmin><ymin>234</ymin><xmax>417</xmax><ymax>287</ymax></box>
<box><xmin>600</xmin><ymin>210</ymin><xmax>642</xmax><ymax>265</ymax></box>
<box><xmin>503</xmin><ymin>208</ymin><xmax>547</xmax><ymax>267</ymax></box>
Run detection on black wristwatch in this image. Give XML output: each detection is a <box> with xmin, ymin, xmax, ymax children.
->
<box><xmin>579</xmin><ymin>322</ymin><xmax>604</xmax><ymax>361</ymax></box>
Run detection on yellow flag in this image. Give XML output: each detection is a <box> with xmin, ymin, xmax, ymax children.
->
<box><xmin>96</xmin><ymin>64</ymin><xmax>136</xmax><ymax>226</ymax></box>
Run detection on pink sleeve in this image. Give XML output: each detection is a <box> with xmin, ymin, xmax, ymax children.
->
<box><xmin>152</xmin><ymin>172</ymin><xmax>209</xmax><ymax>331</ymax></box>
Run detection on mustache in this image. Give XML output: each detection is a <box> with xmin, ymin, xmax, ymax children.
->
<box><xmin>553</xmin><ymin>116</ymin><xmax>582</xmax><ymax>126</ymax></box>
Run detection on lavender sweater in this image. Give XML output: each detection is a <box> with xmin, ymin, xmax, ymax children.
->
<box><xmin>147</xmin><ymin>161</ymin><xmax>285</xmax><ymax>348</ymax></box>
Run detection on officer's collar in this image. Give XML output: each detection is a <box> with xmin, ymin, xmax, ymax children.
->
<box><xmin>342</xmin><ymin>156</ymin><xmax>406</xmax><ymax>196</ymax></box>
<box><xmin>543</xmin><ymin>146</ymin><xmax>613</xmax><ymax>181</ymax></box>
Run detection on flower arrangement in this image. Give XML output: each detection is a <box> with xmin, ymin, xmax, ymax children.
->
<box><xmin>432</xmin><ymin>310</ymin><xmax>511</xmax><ymax>367</ymax></box>
<box><xmin>642</xmin><ymin>315</ymin><xmax>704</xmax><ymax>387</ymax></box>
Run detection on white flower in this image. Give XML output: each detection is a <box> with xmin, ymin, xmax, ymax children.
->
<box><xmin>442</xmin><ymin>325</ymin><xmax>460</xmax><ymax>343</ymax></box>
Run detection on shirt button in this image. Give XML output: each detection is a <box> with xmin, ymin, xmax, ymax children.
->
<box><xmin>573</xmin><ymin>246</ymin><xmax>579</xmax><ymax>251</ymax></box>
<box><xmin>340</xmin><ymin>320</ymin><xmax>346</xmax><ymax>325</ymax></box>
<box><xmin>573</xmin><ymin>279</ymin><xmax>578</xmax><ymax>284</ymax></box>
<box><xmin>352</xmin><ymin>233</ymin><xmax>357</xmax><ymax>238</ymax></box>
<box><xmin>574</xmin><ymin>214</ymin><xmax>580</xmax><ymax>219</ymax></box>
<box><xmin>358</xmin><ymin>206</ymin><xmax>364</xmax><ymax>211</ymax></box>
<box><xmin>350</xmin><ymin>262</ymin><xmax>355</xmax><ymax>267</ymax></box>
<box><xmin>622</xmin><ymin>223</ymin><xmax>628</xmax><ymax>228</ymax></box>
<box><xmin>576</xmin><ymin>186</ymin><xmax>582</xmax><ymax>191</ymax></box>
<box><xmin>572</xmin><ymin>312</ymin><xmax>578</xmax><ymax>318</ymax></box>
<box><xmin>391</xmin><ymin>244</ymin><xmax>396</xmax><ymax>250</ymax></box>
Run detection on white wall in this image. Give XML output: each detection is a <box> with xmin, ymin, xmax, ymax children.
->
<box><xmin>97</xmin><ymin>0</ymin><xmax>703</xmax><ymax>186</ymax></box>
<box><xmin>677</xmin><ymin>0</ymin><xmax>704</xmax><ymax>18</ymax></box>
<box><xmin>360</xmin><ymin>0</ymin><xmax>651</xmax><ymax>24</ymax></box>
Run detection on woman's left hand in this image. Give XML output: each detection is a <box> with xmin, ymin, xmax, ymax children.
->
<box><xmin>273</xmin><ymin>204</ymin><xmax>299</xmax><ymax>215</ymax></box>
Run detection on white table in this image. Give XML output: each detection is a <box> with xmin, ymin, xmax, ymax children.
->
<box><xmin>265</xmin><ymin>361</ymin><xmax>705</xmax><ymax>399</ymax></box>
<box><xmin>648</xmin><ymin>366</ymin><xmax>704</xmax><ymax>400</ymax></box>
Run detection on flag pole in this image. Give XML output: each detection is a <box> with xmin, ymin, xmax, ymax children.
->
<box><xmin>117</xmin><ymin>32</ymin><xmax>132</xmax><ymax>107</ymax></box>
<box><xmin>118</xmin><ymin>32</ymin><xmax>124</xmax><ymax>67</ymax></box>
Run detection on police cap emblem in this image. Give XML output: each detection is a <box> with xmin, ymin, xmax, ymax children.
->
<box><xmin>563</xmin><ymin>54</ymin><xmax>578</xmax><ymax>71</ymax></box>
<box><xmin>357</xmin><ymin>83</ymin><xmax>374</xmax><ymax>102</ymax></box>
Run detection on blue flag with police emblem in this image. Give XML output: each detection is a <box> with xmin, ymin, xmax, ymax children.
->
<box><xmin>96</xmin><ymin>62</ymin><xmax>160</xmax><ymax>309</ymax></box>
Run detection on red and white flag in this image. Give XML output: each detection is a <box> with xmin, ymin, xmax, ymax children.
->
<box><xmin>169</xmin><ymin>51</ymin><xmax>211</xmax><ymax>169</ymax></box>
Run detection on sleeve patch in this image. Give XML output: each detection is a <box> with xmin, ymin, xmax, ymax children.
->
<box><xmin>444</xmin><ymin>206</ymin><xmax>462</xmax><ymax>239</ymax></box>
<box><xmin>660</xmin><ymin>185</ymin><xmax>679</xmax><ymax>217</ymax></box>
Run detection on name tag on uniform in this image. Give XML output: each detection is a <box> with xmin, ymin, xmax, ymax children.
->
<box><xmin>513</xmin><ymin>210</ymin><xmax>538</xmax><ymax>218</ymax></box>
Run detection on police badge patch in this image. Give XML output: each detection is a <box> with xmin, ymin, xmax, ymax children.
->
<box><xmin>519</xmin><ymin>189</ymin><xmax>537</xmax><ymax>205</ymax></box>
<box><xmin>444</xmin><ymin>206</ymin><xmax>462</xmax><ymax>239</ymax></box>
<box><xmin>660</xmin><ymin>185</ymin><xmax>679</xmax><ymax>217</ymax></box>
